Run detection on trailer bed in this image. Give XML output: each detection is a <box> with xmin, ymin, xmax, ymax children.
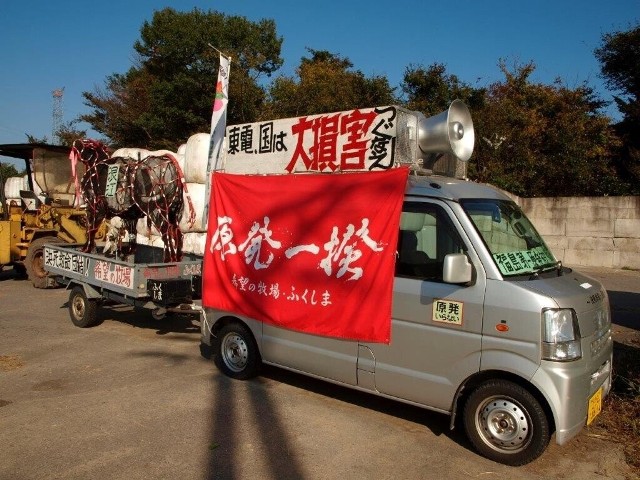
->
<box><xmin>43</xmin><ymin>243</ymin><xmax>202</xmax><ymax>302</ymax></box>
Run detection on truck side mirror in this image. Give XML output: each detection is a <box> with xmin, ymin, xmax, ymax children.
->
<box><xmin>443</xmin><ymin>253</ymin><xmax>473</xmax><ymax>284</ymax></box>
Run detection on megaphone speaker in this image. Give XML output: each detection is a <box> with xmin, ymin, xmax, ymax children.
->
<box><xmin>417</xmin><ymin>99</ymin><xmax>475</xmax><ymax>162</ymax></box>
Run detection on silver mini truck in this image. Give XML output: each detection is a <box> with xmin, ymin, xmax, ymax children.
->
<box><xmin>201</xmin><ymin>175</ymin><xmax>613</xmax><ymax>466</ymax></box>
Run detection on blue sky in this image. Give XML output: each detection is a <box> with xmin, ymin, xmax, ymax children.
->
<box><xmin>1</xmin><ymin>0</ymin><xmax>638</xmax><ymax>168</ymax></box>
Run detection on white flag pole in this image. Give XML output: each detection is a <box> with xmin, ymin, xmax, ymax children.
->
<box><xmin>202</xmin><ymin>50</ymin><xmax>230</xmax><ymax>230</ymax></box>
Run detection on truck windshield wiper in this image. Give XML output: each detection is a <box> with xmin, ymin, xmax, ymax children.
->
<box><xmin>529</xmin><ymin>261</ymin><xmax>561</xmax><ymax>279</ymax></box>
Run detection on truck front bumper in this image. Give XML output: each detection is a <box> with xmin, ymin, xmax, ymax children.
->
<box><xmin>531</xmin><ymin>336</ymin><xmax>613</xmax><ymax>445</ymax></box>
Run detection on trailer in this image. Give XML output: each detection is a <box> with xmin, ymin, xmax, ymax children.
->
<box><xmin>43</xmin><ymin>243</ymin><xmax>202</xmax><ymax>327</ymax></box>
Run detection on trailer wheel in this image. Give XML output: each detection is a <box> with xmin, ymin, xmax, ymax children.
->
<box><xmin>214</xmin><ymin>323</ymin><xmax>261</xmax><ymax>380</ymax></box>
<box><xmin>26</xmin><ymin>236</ymin><xmax>62</xmax><ymax>289</ymax></box>
<box><xmin>68</xmin><ymin>286</ymin><xmax>99</xmax><ymax>328</ymax></box>
<box><xmin>151</xmin><ymin>308</ymin><xmax>167</xmax><ymax>320</ymax></box>
<box><xmin>463</xmin><ymin>380</ymin><xmax>550</xmax><ymax>466</ymax></box>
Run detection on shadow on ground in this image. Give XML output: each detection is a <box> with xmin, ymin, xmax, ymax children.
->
<box><xmin>58</xmin><ymin>298</ymin><xmax>201</xmax><ymax>335</ymax></box>
<box><xmin>204</xmin><ymin>362</ymin><xmax>467</xmax><ymax>480</ymax></box>
<box><xmin>608</xmin><ymin>290</ymin><xmax>640</xmax><ymax>331</ymax></box>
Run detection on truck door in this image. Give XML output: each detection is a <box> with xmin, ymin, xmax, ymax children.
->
<box><xmin>262</xmin><ymin>324</ymin><xmax>358</xmax><ymax>386</ymax></box>
<box><xmin>359</xmin><ymin>200</ymin><xmax>485</xmax><ymax>412</ymax></box>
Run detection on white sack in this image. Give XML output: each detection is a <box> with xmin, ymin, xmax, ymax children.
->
<box><xmin>182</xmin><ymin>232</ymin><xmax>207</xmax><ymax>256</ymax></box>
<box><xmin>3</xmin><ymin>176</ymin><xmax>26</xmax><ymax>199</ymax></box>
<box><xmin>183</xmin><ymin>133</ymin><xmax>210</xmax><ymax>183</ymax></box>
<box><xmin>136</xmin><ymin>233</ymin><xmax>165</xmax><ymax>250</ymax></box>
<box><xmin>111</xmin><ymin>148</ymin><xmax>150</xmax><ymax>160</ymax></box>
<box><xmin>179</xmin><ymin>183</ymin><xmax>208</xmax><ymax>233</ymax></box>
<box><xmin>135</xmin><ymin>217</ymin><xmax>161</xmax><ymax>237</ymax></box>
<box><xmin>135</xmin><ymin>233</ymin><xmax>149</xmax><ymax>245</ymax></box>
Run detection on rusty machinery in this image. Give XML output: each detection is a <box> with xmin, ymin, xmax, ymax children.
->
<box><xmin>0</xmin><ymin>143</ymin><xmax>103</xmax><ymax>288</ymax></box>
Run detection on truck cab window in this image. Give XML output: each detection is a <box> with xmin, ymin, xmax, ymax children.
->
<box><xmin>396</xmin><ymin>202</ymin><xmax>466</xmax><ymax>282</ymax></box>
<box><xmin>461</xmin><ymin>199</ymin><xmax>557</xmax><ymax>277</ymax></box>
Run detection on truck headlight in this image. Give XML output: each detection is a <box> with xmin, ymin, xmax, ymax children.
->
<box><xmin>542</xmin><ymin>308</ymin><xmax>582</xmax><ymax>361</ymax></box>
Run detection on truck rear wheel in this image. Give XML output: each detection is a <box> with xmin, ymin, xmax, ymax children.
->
<box><xmin>214</xmin><ymin>323</ymin><xmax>261</xmax><ymax>380</ymax></box>
<box><xmin>463</xmin><ymin>380</ymin><xmax>550</xmax><ymax>466</ymax></box>
<box><xmin>26</xmin><ymin>236</ymin><xmax>62</xmax><ymax>289</ymax></box>
<box><xmin>68</xmin><ymin>286</ymin><xmax>99</xmax><ymax>328</ymax></box>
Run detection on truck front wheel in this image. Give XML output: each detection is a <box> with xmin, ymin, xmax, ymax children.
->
<box><xmin>68</xmin><ymin>286</ymin><xmax>99</xmax><ymax>328</ymax></box>
<box><xmin>463</xmin><ymin>380</ymin><xmax>550</xmax><ymax>466</ymax></box>
<box><xmin>214</xmin><ymin>323</ymin><xmax>261</xmax><ymax>380</ymax></box>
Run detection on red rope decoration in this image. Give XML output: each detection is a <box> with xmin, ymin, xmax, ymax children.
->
<box><xmin>73</xmin><ymin>139</ymin><xmax>191</xmax><ymax>262</ymax></box>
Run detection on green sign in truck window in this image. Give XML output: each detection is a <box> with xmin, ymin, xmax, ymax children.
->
<box><xmin>461</xmin><ymin>199</ymin><xmax>558</xmax><ymax>278</ymax></box>
<box><xmin>492</xmin><ymin>246</ymin><xmax>556</xmax><ymax>276</ymax></box>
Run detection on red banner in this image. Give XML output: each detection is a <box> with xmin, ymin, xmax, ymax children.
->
<box><xmin>202</xmin><ymin>167</ymin><xmax>408</xmax><ymax>343</ymax></box>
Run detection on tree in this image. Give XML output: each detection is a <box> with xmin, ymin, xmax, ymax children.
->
<box><xmin>401</xmin><ymin>63</ymin><xmax>485</xmax><ymax>117</ymax></box>
<box><xmin>81</xmin><ymin>7</ymin><xmax>283</xmax><ymax>149</ymax></box>
<box><xmin>473</xmin><ymin>61</ymin><xmax>621</xmax><ymax>196</ymax></box>
<box><xmin>25</xmin><ymin>134</ymin><xmax>49</xmax><ymax>144</ymax></box>
<box><xmin>82</xmin><ymin>69</ymin><xmax>153</xmax><ymax>148</ymax></box>
<box><xmin>25</xmin><ymin>120</ymin><xmax>87</xmax><ymax>146</ymax></box>
<box><xmin>0</xmin><ymin>163</ymin><xmax>20</xmax><ymax>181</ymax></box>
<box><xmin>262</xmin><ymin>49</ymin><xmax>396</xmax><ymax>119</ymax></box>
<box><xmin>54</xmin><ymin>121</ymin><xmax>88</xmax><ymax>147</ymax></box>
<box><xmin>595</xmin><ymin>22</ymin><xmax>640</xmax><ymax>192</ymax></box>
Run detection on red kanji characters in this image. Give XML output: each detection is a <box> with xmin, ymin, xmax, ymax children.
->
<box><xmin>286</xmin><ymin>110</ymin><xmax>377</xmax><ymax>173</ymax></box>
<box><xmin>341</xmin><ymin>109</ymin><xmax>376</xmax><ymax>169</ymax></box>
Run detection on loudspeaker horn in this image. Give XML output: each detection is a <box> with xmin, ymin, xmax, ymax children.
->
<box><xmin>417</xmin><ymin>99</ymin><xmax>475</xmax><ymax>162</ymax></box>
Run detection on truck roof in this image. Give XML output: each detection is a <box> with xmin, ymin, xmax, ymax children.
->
<box><xmin>406</xmin><ymin>174</ymin><xmax>513</xmax><ymax>202</ymax></box>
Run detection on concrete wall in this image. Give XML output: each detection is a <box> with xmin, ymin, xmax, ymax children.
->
<box><xmin>515</xmin><ymin>196</ymin><xmax>640</xmax><ymax>269</ymax></box>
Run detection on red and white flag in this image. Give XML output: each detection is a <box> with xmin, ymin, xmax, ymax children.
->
<box><xmin>202</xmin><ymin>167</ymin><xmax>408</xmax><ymax>343</ymax></box>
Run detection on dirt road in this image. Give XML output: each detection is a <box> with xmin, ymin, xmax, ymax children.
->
<box><xmin>0</xmin><ymin>266</ymin><xmax>637</xmax><ymax>480</ymax></box>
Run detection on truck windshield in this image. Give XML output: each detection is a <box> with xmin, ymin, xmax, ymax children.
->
<box><xmin>460</xmin><ymin>199</ymin><xmax>557</xmax><ymax>277</ymax></box>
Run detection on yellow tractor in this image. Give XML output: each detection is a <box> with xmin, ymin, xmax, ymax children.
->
<box><xmin>0</xmin><ymin>143</ymin><xmax>100</xmax><ymax>288</ymax></box>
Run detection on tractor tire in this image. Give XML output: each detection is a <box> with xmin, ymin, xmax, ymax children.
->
<box><xmin>25</xmin><ymin>236</ymin><xmax>63</xmax><ymax>289</ymax></box>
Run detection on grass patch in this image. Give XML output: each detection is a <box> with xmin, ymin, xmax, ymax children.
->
<box><xmin>591</xmin><ymin>338</ymin><xmax>640</xmax><ymax>474</ymax></box>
